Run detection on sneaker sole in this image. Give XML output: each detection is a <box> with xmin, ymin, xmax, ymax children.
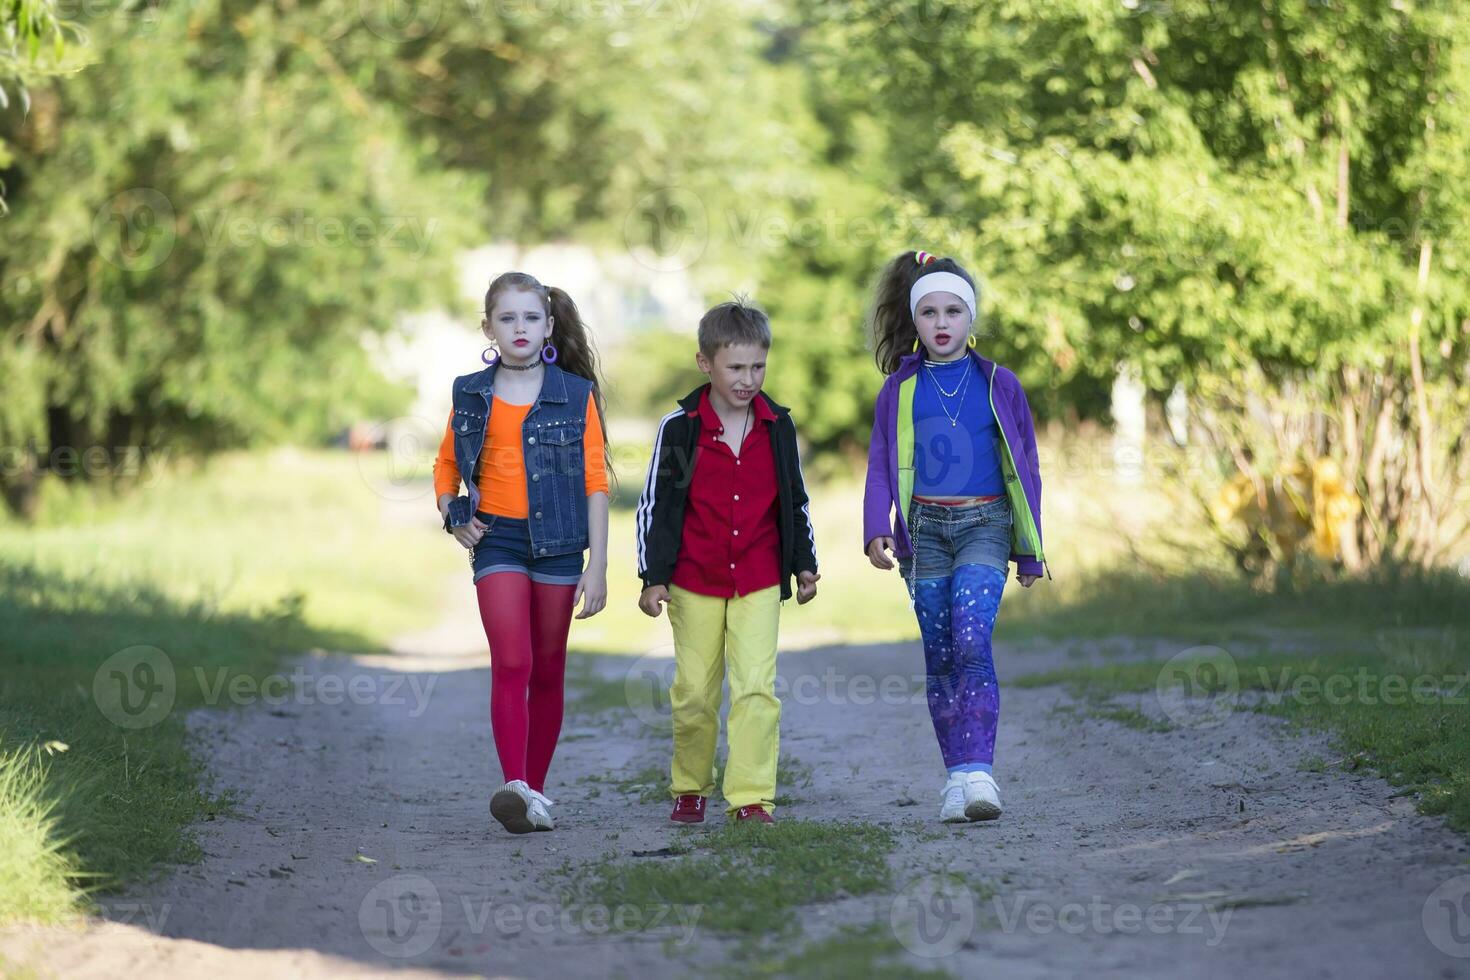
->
<box><xmin>964</xmin><ymin>799</ymin><xmax>1002</xmax><ymax>821</ymax></box>
<box><xmin>940</xmin><ymin>810</ymin><xmax>970</xmax><ymax>823</ymax></box>
<box><xmin>490</xmin><ymin>790</ymin><xmax>535</xmax><ymax>834</ymax></box>
<box><xmin>670</xmin><ymin>813</ymin><xmax>705</xmax><ymax>824</ymax></box>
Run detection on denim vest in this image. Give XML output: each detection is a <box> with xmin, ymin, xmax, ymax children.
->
<box><xmin>449</xmin><ymin>362</ymin><xmax>594</xmax><ymax>557</ymax></box>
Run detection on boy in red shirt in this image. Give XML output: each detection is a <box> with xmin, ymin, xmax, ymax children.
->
<box><xmin>635</xmin><ymin>299</ymin><xmax>820</xmax><ymax>824</ymax></box>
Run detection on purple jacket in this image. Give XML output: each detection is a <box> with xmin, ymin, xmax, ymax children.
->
<box><xmin>863</xmin><ymin>348</ymin><xmax>1049</xmax><ymax>579</ymax></box>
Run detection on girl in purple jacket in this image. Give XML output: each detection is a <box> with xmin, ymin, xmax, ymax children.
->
<box><xmin>862</xmin><ymin>250</ymin><xmax>1049</xmax><ymax>824</ymax></box>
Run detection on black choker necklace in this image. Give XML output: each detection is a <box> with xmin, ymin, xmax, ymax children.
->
<box><xmin>496</xmin><ymin>357</ymin><xmax>542</xmax><ymax>371</ymax></box>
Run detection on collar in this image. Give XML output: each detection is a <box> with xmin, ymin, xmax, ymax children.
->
<box><xmin>678</xmin><ymin>383</ymin><xmax>785</xmax><ymax>421</ymax></box>
<box><xmin>463</xmin><ymin>361</ymin><xmax>569</xmax><ymax>402</ymax></box>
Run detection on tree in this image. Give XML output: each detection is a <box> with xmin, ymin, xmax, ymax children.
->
<box><xmin>784</xmin><ymin>0</ymin><xmax>1470</xmax><ymax>569</ymax></box>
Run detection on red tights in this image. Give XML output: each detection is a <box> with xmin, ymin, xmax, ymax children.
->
<box><xmin>474</xmin><ymin>572</ymin><xmax>576</xmax><ymax>793</ymax></box>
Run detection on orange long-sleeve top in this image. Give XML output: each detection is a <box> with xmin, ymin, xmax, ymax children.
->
<box><xmin>433</xmin><ymin>391</ymin><xmax>609</xmax><ymax>518</ymax></box>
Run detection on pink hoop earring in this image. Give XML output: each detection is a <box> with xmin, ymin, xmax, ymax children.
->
<box><xmin>541</xmin><ymin>342</ymin><xmax>558</xmax><ymax>365</ymax></box>
<box><xmin>481</xmin><ymin>345</ymin><xmax>499</xmax><ymax>366</ymax></box>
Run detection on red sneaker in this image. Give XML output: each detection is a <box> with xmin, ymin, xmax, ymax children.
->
<box><xmin>670</xmin><ymin>794</ymin><xmax>706</xmax><ymax>823</ymax></box>
<box><xmin>735</xmin><ymin>804</ymin><xmax>773</xmax><ymax>824</ymax></box>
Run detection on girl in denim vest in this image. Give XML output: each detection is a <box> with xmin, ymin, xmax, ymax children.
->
<box><xmin>433</xmin><ymin>272</ymin><xmax>611</xmax><ymax>834</ymax></box>
<box><xmin>862</xmin><ymin>251</ymin><xmax>1049</xmax><ymax>824</ymax></box>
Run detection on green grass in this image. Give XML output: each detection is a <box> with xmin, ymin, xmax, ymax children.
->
<box><xmin>562</xmin><ymin>819</ymin><xmax>896</xmax><ymax>938</ymax></box>
<box><xmin>0</xmin><ymin>744</ymin><xmax>89</xmax><ymax>923</ymax></box>
<box><xmin>726</xmin><ymin>923</ymin><xmax>951</xmax><ymax>979</ymax></box>
<box><xmin>0</xmin><ymin>448</ymin><xmax>453</xmax><ymax>924</ymax></box>
<box><xmin>1002</xmin><ymin>561</ymin><xmax>1470</xmax><ymax>642</ymax></box>
<box><xmin>0</xmin><ymin>448</ymin><xmax>456</xmax><ymax>645</ymax></box>
<box><xmin>1017</xmin><ymin>629</ymin><xmax>1470</xmax><ymax>832</ymax></box>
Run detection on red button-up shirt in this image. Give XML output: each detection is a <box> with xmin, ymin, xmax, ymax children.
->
<box><xmin>671</xmin><ymin>387</ymin><xmax>781</xmax><ymax>598</ymax></box>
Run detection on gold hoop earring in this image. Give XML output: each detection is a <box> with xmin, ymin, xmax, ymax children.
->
<box><xmin>968</xmin><ymin>334</ymin><xmax>978</xmax><ymax>349</ymax></box>
<box><xmin>912</xmin><ymin>337</ymin><xmax>921</xmax><ymax>353</ymax></box>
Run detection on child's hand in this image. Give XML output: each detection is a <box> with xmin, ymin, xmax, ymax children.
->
<box><xmin>638</xmin><ymin>584</ymin><xmax>670</xmax><ymax>618</ymax></box>
<box><xmin>451</xmin><ymin>516</ymin><xmax>488</xmax><ymax>550</ymax></box>
<box><xmin>1016</xmin><ymin>574</ymin><xmax>1039</xmax><ymax>588</ymax></box>
<box><xmin>866</xmin><ymin>536</ymin><xmax>896</xmax><ymax>570</ymax></box>
<box><xmin>573</xmin><ymin>568</ymin><xmax>607</xmax><ymax>619</ymax></box>
<box><xmin>796</xmin><ymin>570</ymin><xmax>820</xmax><ymax>604</ymax></box>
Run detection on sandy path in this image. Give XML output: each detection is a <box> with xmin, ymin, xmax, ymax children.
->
<box><xmin>3</xmin><ymin>586</ymin><xmax>1468</xmax><ymax>979</ymax></box>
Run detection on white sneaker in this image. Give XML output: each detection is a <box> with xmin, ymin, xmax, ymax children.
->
<box><xmin>938</xmin><ymin>774</ymin><xmax>968</xmax><ymax>823</ymax></box>
<box><xmin>963</xmin><ymin>771</ymin><xmax>1002</xmax><ymax>821</ymax></box>
<box><xmin>527</xmin><ymin>788</ymin><xmax>555</xmax><ymax>832</ymax></box>
<box><xmin>490</xmin><ymin>780</ymin><xmax>538</xmax><ymax>834</ymax></box>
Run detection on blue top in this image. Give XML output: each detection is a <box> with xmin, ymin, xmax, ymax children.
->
<box><xmin>912</xmin><ymin>356</ymin><xmax>1005</xmax><ymax>497</ymax></box>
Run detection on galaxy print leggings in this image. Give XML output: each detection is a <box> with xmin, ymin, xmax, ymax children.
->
<box><xmin>911</xmin><ymin>565</ymin><xmax>1007</xmax><ymax>772</ymax></box>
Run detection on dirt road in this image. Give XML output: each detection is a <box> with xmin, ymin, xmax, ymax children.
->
<box><xmin>3</xmin><ymin>583</ymin><xmax>1468</xmax><ymax>978</ymax></box>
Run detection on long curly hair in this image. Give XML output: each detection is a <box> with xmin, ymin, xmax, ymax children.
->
<box><xmin>868</xmin><ymin>251</ymin><xmax>980</xmax><ymax>375</ymax></box>
<box><xmin>484</xmin><ymin>271</ymin><xmax>614</xmax><ymax>490</ymax></box>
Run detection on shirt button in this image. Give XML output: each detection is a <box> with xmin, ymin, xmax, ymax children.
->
<box><xmin>531</xmin><ymin>473</ymin><xmax>539</xmax><ymax>482</ymax></box>
<box><xmin>534</xmin><ymin>511</ymin><xmax>542</xmax><ymax>519</ymax></box>
<box><xmin>528</xmin><ymin>436</ymin><xmax>536</xmax><ymax>445</ymax></box>
<box><xmin>734</xmin><ymin>494</ymin><xmax>740</xmax><ymax>501</ymax></box>
<box><xmin>539</xmin><ymin>547</ymin><xmax>547</xmax><ymax>555</ymax></box>
<box><xmin>732</xmin><ymin>529</ymin><xmax>739</xmax><ymax>536</ymax></box>
<box><xmin>736</xmin><ymin>459</ymin><xmax>741</xmax><ymax>466</ymax></box>
<box><xmin>729</xmin><ymin>562</ymin><xmax>735</xmax><ymax>569</ymax></box>
<box><xmin>718</xmin><ymin>427</ymin><xmax>724</xmax><ymax>433</ymax></box>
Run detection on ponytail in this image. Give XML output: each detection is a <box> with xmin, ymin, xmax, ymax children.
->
<box><xmin>868</xmin><ymin>250</ymin><xmax>979</xmax><ymax>375</ymax></box>
<box><xmin>544</xmin><ymin>286</ymin><xmax>615</xmax><ymax>492</ymax></box>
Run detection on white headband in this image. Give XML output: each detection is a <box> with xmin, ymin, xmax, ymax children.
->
<box><xmin>909</xmin><ymin>272</ymin><xmax>977</xmax><ymax>322</ymax></box>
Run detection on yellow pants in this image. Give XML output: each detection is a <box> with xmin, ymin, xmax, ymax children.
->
<box><xmin>667</xmin><ymin>583</ymin><xmax>782</xmax><ymax>813</ymax></box>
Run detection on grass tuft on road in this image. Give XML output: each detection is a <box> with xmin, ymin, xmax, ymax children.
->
<box><xmin>563</xmin><ymin>819</ymin><xmax>895</xmax><ymax>938</ymax></box>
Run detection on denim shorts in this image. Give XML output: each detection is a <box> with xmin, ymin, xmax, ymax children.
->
<box><xmin>469</xmin><ymin>511</ymin><xmax>584</xmax><ymax>585</ymax></box>
<box><xmin>899</xmin><ymin>497</ymin><xmax>1013</xmax><ymax>582</ymax></box>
